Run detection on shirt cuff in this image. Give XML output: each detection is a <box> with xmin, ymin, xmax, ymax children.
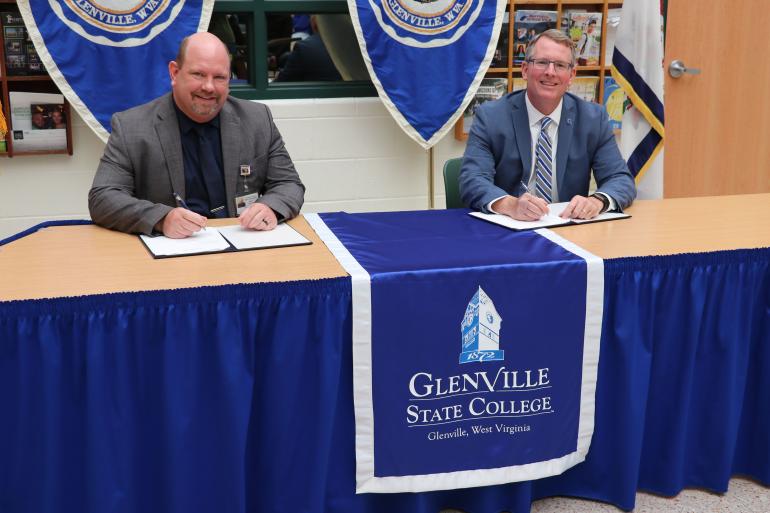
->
<box><xmin>487</xmin><ymin>195</ymin><xmax>508</xmax><ymax>214</ymax></box>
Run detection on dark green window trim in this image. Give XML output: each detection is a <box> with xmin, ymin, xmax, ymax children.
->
<box><xmin>215</xmin><ymin>0</ymin><xmax>376</xmax><ymax>100</ymax></box>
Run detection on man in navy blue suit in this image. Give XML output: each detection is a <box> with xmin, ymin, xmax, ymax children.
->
<box><xmin>460</xmin><ymin>29</ymin><xmax>635</xmax><ymax>221</ymax></box>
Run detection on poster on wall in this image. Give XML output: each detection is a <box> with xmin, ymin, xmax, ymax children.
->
<box><xmin>9</xmin><ymin>91</ymin><xmax>66</xmax><ymax>151</ymax></box>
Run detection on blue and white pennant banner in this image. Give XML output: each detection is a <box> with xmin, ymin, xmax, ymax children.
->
<box><xmin>611</xmin><ymin>0</ymin><xmax>664</xmax><ymax>196</ymax></box>
<box><xmin>18</xmin><ymin>0</ymin><xmax>214</xmax><ymax>142</ymax></box>
<box><xmin>349</xmin><ymin>0</ymin><xmax>507</xmax><ymax>148</ymax></box>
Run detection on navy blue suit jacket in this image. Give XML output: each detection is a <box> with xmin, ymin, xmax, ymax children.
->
<box><xmin>459</xmin><ymin>90</ymin><xmax>636</xmax><ymax>212</ymax></box>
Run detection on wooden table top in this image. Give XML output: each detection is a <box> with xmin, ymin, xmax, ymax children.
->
<box><xmin>2</xmin><ymin>194</ymin><xmax>768</xmax><ymax>301</ymax></box>
<box><xmin>553</xmin><ymin>193</ymin><xmax>770</xmax><ymax>259</ymax></box>
<box><xmin>0</xmin><ymin>216</ymin><xmax>347</xmax><ymax>301</ymax></box>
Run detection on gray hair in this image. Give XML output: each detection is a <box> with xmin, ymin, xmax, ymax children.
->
<box><xmin>524</xmin><ymin>29</ymin><xmax>577</xmax><ymax>67</ymax></box>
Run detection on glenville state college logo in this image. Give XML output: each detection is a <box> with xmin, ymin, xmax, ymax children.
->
<box><xmin>460</xmin><ymin>286</ymin><xmax>503</xmax><ymax>363</ymax></box>
<box><xmin>406</xmin><ymin>286</ymin><xmax>553</xmax><ymax>429</ymax></box>
<box><xmin>51</xmin><ymin>0</ymin><xmax>184</xmax><ymax>45</ymax></box>
<box><xmin>372</xmin><ymin>0</ymin><xmax>483</xmax><ymax>47</ymax></box>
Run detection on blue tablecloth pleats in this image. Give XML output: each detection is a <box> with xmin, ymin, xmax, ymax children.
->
<box><xmin>1</xmin><ymin>248</ymin><xmax>769</xmax><ymax>513</ymax></box>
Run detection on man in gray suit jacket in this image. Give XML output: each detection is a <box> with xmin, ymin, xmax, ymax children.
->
<box><xmin>460</xmin><ymin>30</ymin><xmax>635</xmax><ymax>221</ymax></box>
<box><xmin>89</xmin><ymin>32</ymin><xmax>304</xmax><ymax>238</ymax></box>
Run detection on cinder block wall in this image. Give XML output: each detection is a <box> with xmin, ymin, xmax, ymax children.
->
<box><xmin>0</xmin><ymin>97</ymin><xmax>467</xmax><ymax>239</ymax></box>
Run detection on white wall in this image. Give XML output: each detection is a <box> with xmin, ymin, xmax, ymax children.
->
<box><xmin>0</xmin><ymin>97</ymin><xmax>466</xmax><ymax>240</ymax></box>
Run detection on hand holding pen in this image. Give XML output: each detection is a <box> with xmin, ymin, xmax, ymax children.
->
<box><xmin>490</xmin><ymin>182</ymin><xmax>549</xmax><ymax>221</ymax></box>
<box><xmin>515</xmin><ymin>179</ymin><xmax>549</xmax><ymax>220</ymax></box>
<box><xmin>158</xmin><ymin>193</ymin><xmax>208</xmax><ymax>238</ymax></box>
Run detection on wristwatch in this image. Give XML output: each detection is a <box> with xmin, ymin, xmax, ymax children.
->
<box><xmin>590</xmin><ymin>193</ymin><xmax>610</xmax><ymax>214</ymax></box>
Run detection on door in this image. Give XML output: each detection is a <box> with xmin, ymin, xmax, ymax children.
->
<box><xmin>664</xmin><ymin>0</ymin><xmax>770</xmax><ymax>197</ymax></box>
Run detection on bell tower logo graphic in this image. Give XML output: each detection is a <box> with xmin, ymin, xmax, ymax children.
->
<box><xmin>459</xmin><ymin>286</ymin><xmax>504</xmax><ymax>364</ymax></box>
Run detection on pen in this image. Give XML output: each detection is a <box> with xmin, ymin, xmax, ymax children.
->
<box><xmin>173</xmin><ymin>192</ymin><xmax>190</xmax><ymax>209</ymax></box>
<box><xmin>520</xmin><ymin>179</ymin><xmax>550</xmax><ymax>218</ymax></box>
<box><xmin>173</xmin><ymin>192</ymin><xmax>206</xmax><ymax>231</ymax></box>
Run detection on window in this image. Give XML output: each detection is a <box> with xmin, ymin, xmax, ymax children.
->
<box><xmin>211</xmin><ymin>2</ymin><xmax>376</xmax><ymax>100</ymax></box>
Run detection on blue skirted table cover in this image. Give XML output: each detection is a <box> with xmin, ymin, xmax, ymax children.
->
<box><xmin>1</xmin><ymin>219</ymin><xmax>769</xmax><ymax>513</ymax></box>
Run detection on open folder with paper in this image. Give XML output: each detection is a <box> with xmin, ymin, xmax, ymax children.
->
<box><xmin>139</xmin><ymin>223</ymin><xmax>311</xmax><ymax>258</ymax></box>
<box><xmin>470</xmin><ymin>202</ymin><xmax>630</xmax><ymax>231</ymax></box>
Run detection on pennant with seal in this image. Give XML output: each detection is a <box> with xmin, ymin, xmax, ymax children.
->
<box><xmin>349</xmin><ymin>0</ymin><xmax>506</xmax><ymax>148</ymax></box>
<box><xmin>18</xmin><ymin>0</ymin><xmax>214</xmax><ymax>142</ymax></box>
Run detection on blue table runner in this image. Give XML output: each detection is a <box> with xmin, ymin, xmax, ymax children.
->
<box><xmin>307</xmin><ymin>209</ymin><xmax>604</xmax><ymax>492</ymax></box>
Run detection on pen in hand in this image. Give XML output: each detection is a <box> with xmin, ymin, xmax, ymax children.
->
<box><xmin>519</xmin><ymin>179</ymin><xmax>550</xmax><ymax>219</ymax></box>
<box><xmin>173</xmin><ymin>192</ymin><xmax>190</xmax><ymax>209</ymax></box>
<box><xmin>173</xmin><ymin>192</ymin><xmax>206</xmax><ymax>232</ymax></box>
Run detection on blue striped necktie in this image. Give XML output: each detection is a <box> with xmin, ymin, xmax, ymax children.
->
<box><xmin>534</xmin><ymin>117</ymin><xmax>553</xmax><ymax>203</ymax></box>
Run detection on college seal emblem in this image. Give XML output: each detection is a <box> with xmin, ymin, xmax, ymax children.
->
<box><xmin>50</xmin><ymin>0</ymin><xmax>185</xmax><ymax>45</ymax></box>
<box><xmin>372</xmin><ymin>0</ymin><xmax>482</xmax><ymax>47</ymax></box>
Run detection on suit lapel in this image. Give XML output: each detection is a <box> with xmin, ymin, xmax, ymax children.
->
<box><xmin>511</xmin><ymin>93</ymin><xmax>532</xmax><ymax>183</ymax></box>
<box><xmin>155</xmin><ymin>94</ymin><xmax>185</xmax><ymax>198</ymax></box>
<box><xmin>556</xmin><ymin>96</ymin><xmax>575</xmax><ymax>201</ymax></box>
<box><xmin>220</xmin><ymin>100</ymin><xmax>240</xmax><ymax>217</ymax></box>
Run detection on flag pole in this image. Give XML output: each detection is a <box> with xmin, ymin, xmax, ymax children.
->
<box><xmin>428</xmin><ymin>147</ymin><xmax>435</xmax><ymax>209</ymax></box>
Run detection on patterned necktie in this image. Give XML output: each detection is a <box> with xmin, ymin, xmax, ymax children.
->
<box><xmin>534</xmin><ymin>117</ymin><xmax>553</xmax><ymax>203</ymax></box>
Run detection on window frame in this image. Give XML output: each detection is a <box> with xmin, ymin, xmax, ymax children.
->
<box><xmin>214</xmin><ymin>0</ymin><xmax>376</xmax><ymax>99</ymax></box>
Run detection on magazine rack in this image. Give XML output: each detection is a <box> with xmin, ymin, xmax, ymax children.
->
<box><xmin>455</xmin><ymin>0</ymin><xmax>623</xmax><ymax>140</ymax></box>
<box><xmin>0</xmin><ymin>0</ymin><xmax>73</xmax><ymax>157</ymax></box>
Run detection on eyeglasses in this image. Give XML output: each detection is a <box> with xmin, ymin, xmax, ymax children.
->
<box><xmin>527</xmin><ymin>59</ymin><xmax>573</xmax><ymax>73</ymax></box>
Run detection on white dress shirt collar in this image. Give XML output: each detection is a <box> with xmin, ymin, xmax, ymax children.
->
<box><xmin>524</xmin><ymin>94</ymin><xmax>563</xmax><ymax>129</ymax></box>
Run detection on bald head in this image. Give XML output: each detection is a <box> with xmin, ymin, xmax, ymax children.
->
<box><xmin>169</xmin><ymin>32</ymin><xmax>231</xmax><ymax>123</ymax></box>
<box><xmin>175</xmin><ymin>32</ymin><xmax>229</xmax><ymax>68</ymax></box>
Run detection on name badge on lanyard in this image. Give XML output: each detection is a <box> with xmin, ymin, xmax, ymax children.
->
<box><xmin>239</xmin><ymin>164</ymin><xmax>252</xmax><ymax>194</ymax></box>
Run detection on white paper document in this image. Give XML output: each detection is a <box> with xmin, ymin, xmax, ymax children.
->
<box><xmin>469</xmin><ymin>202</ymin><xmax>630</xmax><ymax>231</ymax></box>
<box><xmin>139</xmin><ymin>223</ymin><xmax>310</xmax><ymax>257</ymax></box>
<box><xmin>140</xmin><ymin>229</ymin><xmax>231</xmax><ymax>257</ymax></box>
<box><xmin>217</xmin><ymin>223</ymin><xmax>310</xmax><ymax>249</ymax></box>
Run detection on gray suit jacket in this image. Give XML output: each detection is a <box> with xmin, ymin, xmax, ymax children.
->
<box><xmin>89</xmin><ymin>93</ymin><xmax>305</xmax><ymax>234</ymax></box>
<box><xmin>460</xmin><ymin>90</ymin><xmax>636</xmax><ymax>213</ymax></box>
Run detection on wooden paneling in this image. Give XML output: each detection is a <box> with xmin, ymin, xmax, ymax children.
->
<box><xmin>664</xmin><ymin>0</ymin><xmax>770</xmax><ymax>197</ymax></box>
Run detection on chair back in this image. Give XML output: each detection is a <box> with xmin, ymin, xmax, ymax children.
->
<box><xmin>443</xmin><ymin>158</ymin><xmax>464</xmax><ymax>209</ymax></box>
